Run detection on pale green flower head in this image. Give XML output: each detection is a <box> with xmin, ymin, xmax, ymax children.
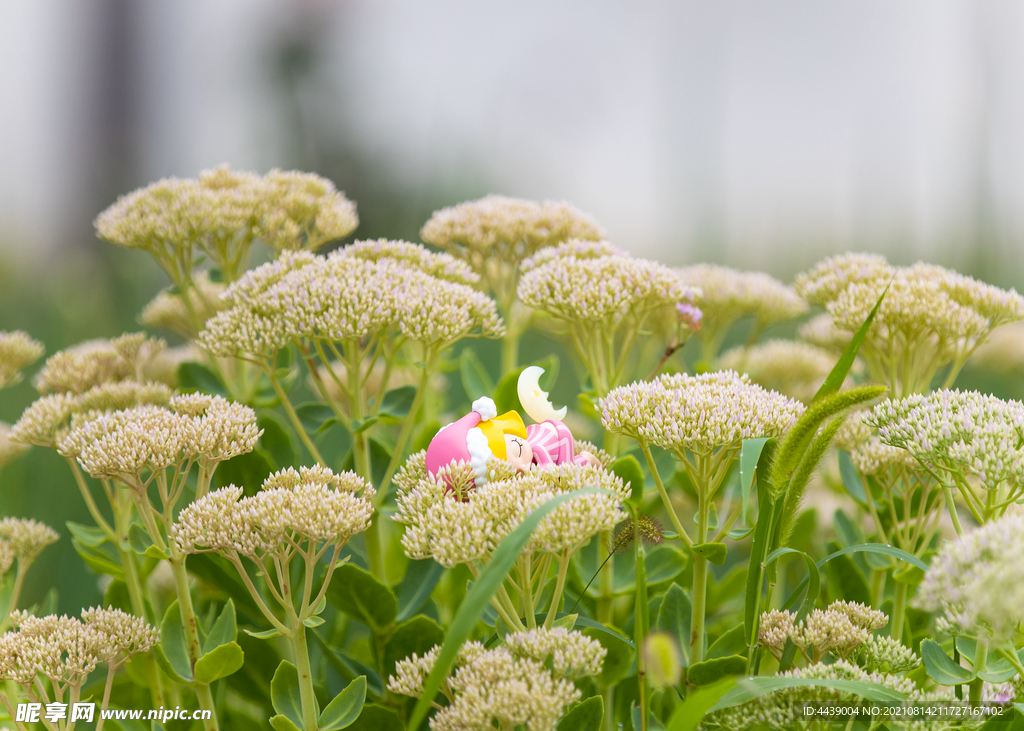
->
<box><xmin>676</xmin><ymin>264</ymin><xmax>806</xmax><ymax>359</ymax></box>
<box><xmin>11</xmin><ymin>380</ymin><xmax>173</xmax><ymax>449</ymax></box>
<box><xmin>601</xmin><ymin>370</ymin><xmax>804</xmax><ymax>456</ymax></box>
<box><xmin>33</xmin><ymin>333</ymin><xmax>168</xmax><ymax>395</ymax></box>
<box><xmin>257</xmin><ymin>169</ymin><xmax>358</xmax><ymax>252</ymax></box>
<box><xmin>720</xmin><ymin>340</ymin><xmax>841</xmax><ymax>404</ymax></box>
<box><xmin>393</xmin><ymin>453</ymin><xmax>627</xmax><ymax>567</ymax></box>
<box><xmin>518</xmin><ymin>252</ymin><xmax>691</xmax><ymax>325</ymax></box>
<box><xmin>421</xmin><ymin>196</ymin><xmax>604</xmax><ymax>264</ymax></box>
<box><xmin>795</xmin><ymin>252</ymin><xmax>1024</xmax><ymax>396</ymax></box>
<box><xmin>388</xmin><ymin>640</ymin><xmax>581</xmax><ymax>731</ymax></box>
<box><xmin>175</xmin><ymin>466</ymin><xmax>374</xmax><ymax>559</ymax></box>
<box><xmin>200</xmin><ymin>250</ymin><xmax>503</xmax><ymax>360</ymax></box>
<box><xmin>0</xmin><ymin>518</ymin><xmax>59</xmax><ymax>563</ymax></box>
<box><xmin>868</xmin><ymin>389</ymin><xmax>1024</xmax><ymax>494</ymax></box>
<box><xmin>504</xmin><ymin>627</ymin><xmax>606</xmax><ymax>681</ymax></box>
<box><xmin>0</xmin><ymin>331</ymin><xmax>44</xmax><ymax>391</ymax></box>
<box><xmin>341</xmin><ymin>238</ymin><xmax>479</xmax><ymax>285</ymax></box>
<box><xmin>914</xmin><ymin>508</ymin><xmax>1024</xmax><ymax>643</ymax></box>
<box><xmin>140</xmin><ymin>271</ymin><xmax>228</xmax><ymax>340</ymax></box>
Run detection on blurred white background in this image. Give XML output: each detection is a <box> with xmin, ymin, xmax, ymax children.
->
<box><xmin>3</xmin><ymin>0</ymin><xmax>1024</xmax><ymax>283</ymax></box>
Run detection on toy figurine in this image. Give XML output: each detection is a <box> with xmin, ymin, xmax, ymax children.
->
<box><xmin>425</xmin><ymin>366</ymin><xmax>599</xmax><ymax>488</ymax></box>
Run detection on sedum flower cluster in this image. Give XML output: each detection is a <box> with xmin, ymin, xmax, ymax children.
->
<box><xmin>518</xmin><ymin>248</ymin><xmax>689</xmax><ymax>328</ymax></box>
<box><xmin>32</xmin><ymin>333</ymin><xmax>174</xmax><ymax>395</ymax></box>
<box><xmin>759</xmin><ymin>601</ymin><xmax>888</xmax><ymax>663</ymax></box>
<box><xmin>795</xmin><ymin>252</ymin><xmax>1024</xmax><ymax>396</ymax></box>
<box><xmin>95</xmin><ymin>166</ymin><xmax>358</xmax><ymax>283</ymax></box>
<box><xmin>394</xmin><ymin>454</ymin><xmax>628</xmax><ymax>567</ymax></box>
<box><xmin>141</xmin><ymin>271</ymin><xmax>229</xmax><ymax>340</ymax></box>
<box><xmin>388</xmin><ymin>627</ymin><xmax>604</xmax><ymax>731</ymax></box>
<box><xmin>699</xmin><ymin>660</ymin><xmax>949</xmax><ymax>731</ymax></box>
<box><xmin>421</xmin><ymin>197</ymin><xmax>604</xmax><ymax>311</ymax></box>
<box><xmin>0</xmin><ymin>607</ymin><xmax>158</xmax><ymax>692</ymax></box>
<box><xmin>601</xmin><ymin>371</ymin><xmax>804</xmax><ymax>456</ymax></box>
<box><xmin>174</xmin><ymin>465</ymin><xmax>375</xmax><ymax>560</ymax></box>
<box><xmin>0</xmin><ymin>331</ymin><xmax>44</xmax><ymax>391</ymax></box>
<box><xmin>0</xmin><ymin>423</ymin><xmax>28</xmax><ymax>471</ymax></box>
<box><xmin>914</xmin><ymin>507</ymin><xmax>1024</xmax><ymax>642</ymax></box>
<box><xmin>200</xmin><ymin>246</ymin><xmax>503</xmax><ymax>362</ymax></box>
<box><xmin>11</xmin><ymin>380</ymin><xmax>173</xmax><ymax>450</ymax></box>
<box><xmin>675</xmin><ymin>264</ymin><xmax>806</xmax><ymax>362</ymax></box>
<box><xmin>868</xmin><ymin>389</ymin><xmax>1024</xmax><ymax>524</ymax></box>
<box><xmin>0</xmin><ymin>518</ymin><xmax>59</xmax><ymax>566</ymax></box>
<box><xmin>58</xmin><ymin>393</ymin><xmax>260</xmax><ymax>489</ymax></box>
<box><xmin>719</xmin><ymin>340</ymin><xmax>840</xmax><ymax>404</ymax></box>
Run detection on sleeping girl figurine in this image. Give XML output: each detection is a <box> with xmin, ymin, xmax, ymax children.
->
<box><xmin>425</xmin><ymin>366</ymin><xmax>599</xmax><ymax>488</ymax></box>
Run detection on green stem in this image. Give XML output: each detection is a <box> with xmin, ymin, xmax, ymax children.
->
<box><xmin>640</xmin><ymin>442</ymin><xmax>692</xmax><ymax>547</ymax></box>
<box><xmin>290</xmin><ymin>626</ymin><xmax>319</xmax><ymax>731</ymax></box>
<box><xmin>501</xmin><ymin>331</ymin><xmax>521</xmax><ymax>374</ymax></box>
<box><xmin>889</xmin><ymin>583</ymin><xmax>907</xmax><ymax>641</ymax></box>
<box><xmin>269</xmin><ymin>371</ymin><xmax>325</xmax><ymax>465</ymax></box>
<box><xmin>170</xmin><ymin>553</ymin><xmax>219</xmax><ymax>731</ymax></box>
<box><xmin>634</xmin><ymin>512</ymin><xmax>649</xmax><ymax>731</ymax></box>
<box><xmin>943</xmin><ymin>487</ymin><xmax>966</xmax><ymax>538</ymax></box>
<box><xmin>690</xmin><ymin>555</ymin><xmax>708</xmax><ymax>665</ymax></box>
<box><xmin>374</xmin><ymin>358</ymin><xmax>434</xmax><ymax>507</ymax></box>
<box><xmin>596</xmin><ymin>531</ymin><xmax>614</xmax><ymax>626</ymax></box>
<box><xmin>968</xmin><ymin>640</ymin><xmax>987</xmax><ymax>707</ymax></box>
<box><xmin>545</xmin><ymin>555</ymin><xmax>570</xmax><ymax>629</ymax></box>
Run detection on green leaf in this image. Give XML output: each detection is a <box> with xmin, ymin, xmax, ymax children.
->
<box><xmin>611</xmin><ymin>455</ymin><xmax>645</xmax><ymax>507</ymax></box>
<box><xmin>71</xmin><ymin>538</ymin><xmax>125</xmax><ymax>579</ymax></box>
<box><xmin>407</xmin><ymin>488</ymin><xmax>610</xmax><ymax>731</ymax></box>
<box><xmin>327</xmin><ymin>563</ymin><xmax>398</xmax><ymax>633</ymax></box>
<box><xmin>302</xmin><ymin>616</ymin><xmax>325</xmax><ymax>628</ymax></box>
<box><xmin>295</xmin><ymin>402</ymin><xmax>336</xmax><ymax>434</ymax></box>
<box><xmin>178</xmin><ymin>362</ymin><xmax>228</xmax><ymax>396</ymax></box>
<box><xmin>259</xmin><ymin>414</ymin><xmax>297</xmax><ymax>469</ymax></box>
<box><xmin>193</xmin><ymin>641</ymin><xmax>244</xmax><ymax>683</ymax></box>
<box><xmin>351</xmin><ymin>415</ymin><xmax>379</xmax><ymax>433</ymax></box>
<box><xmin>379</xmin><ymin>385</ymin><xmax>417</xmax><ymax>420</ymax></box>
<box><xmin>312</xmin><ymin>630</ymin><xmax>386</xmax><ymax>700</ymax></box>
<box><xmin>459</xmin><ymin>348</ymin><xmax>495</xmax><ymax>400</ymax></box>
<box><xmin>144</xmin><ymin>545</ymin><xmax>169</xmax><ymax>560</ymax></box>
<box><xmin>66</xmin><ymin>520</ymin><xmax>109</xmax><ymax>547</ymax></box>
<box><xmin>202</xmin><ymin>599</ymin><xmax>237</xmax><ymax>655</ymax></box>
<box><xmin>657</xmin><ymin>584</ymin><xmax>692</xmax><ymax>667</ymax></box>
<box><xmin>711</xmin><ymin>676</ymin><xmax>909</xmax><ymax>711</ymax></box>
<box><xmin>384</xmin><ymin>615</ymin><xmax>445</xmax><ymax>680</ymax></box>
<box><xmin>270</xmin><ymin>716</ymin><xmax>302</xmax><ymax>731</ymax></box>
<box><xmin>244</xmin><ymin>627</ymin><xmax>282</xmax><ymax>640</ymax></box>
<box><xmin>707</xmin><ymin>625</ymin><xmax>747</xmax><ymax>660</ymax></box>
<box><xmin>837</xmin><ymin>449</ymin><xmax>869</xmax><ymax>506</ymax></box>
<box><xmin>215</xmin><ymin>449</ymin><xmax>274</xmax><ymax>495</ymax></box>
<box><xmin>811</xmin><ymin>282</ymin><xmax>889</xmax><ymax>402</ymax></box>
<box><xmin>396</xmin><ymin>558</ymin><xmax>444</xmax><ymax>622</ymax></box>
<box><xmin>921</xmin><ymin>639</ymin><xmax>975</xmax><ymax>685</ymax></box>
<box><xmin>823</xmin><ymin>542</ymin><xmax>871</xmax><ymax>606</ymax></box>
<box><xmin>765</xmin><ymin>548</ymin><xmax>821</xmax><ymax>623</ymax></box>
<box><xmin>319</xmin><ymin>676</ymin><xmax>366</xmax><ymax>730</ymax></box>
<box><xmin>127</xmin><ymin>524</ymin><xmax>152</xmax><ymax>555</ymax></box>
<box><xmin>691</xmin><ymin>542</ymin><xmax>727</xmax><ymax>566</ymax></box>
<box><xmin>689</xmin><ymin>655</ymin><xmax>745</xmax><ymax>686</ymax></box>
<box><xmin>557</xmin><ymin>696</ymin><xmax>603</xmax><ymax>731</ymax></box>
<box><xmin>783</xmin><ymin>543</ymin><xmax>928</xmax><ymax>608</ymax></box>
<box><xmin>159</xmin><ymin>601</ymin><xmax>193</xmax><ymax>682</ymax></box>
<box><xmin>494</xmin><ymin>369</ymin><xmax>524</xmax><ymax>414</ymax></box>
<box><xmin>742</xmin><ymin>442</ymin><xmax>778</xmax><ymax>656</ymax></box>
<box><xmin>271</xmin><ymin>660</ymin><xmax>304</xmax><ymax>728</ymax></box>
<box><xmin>738</xmin><ymin>438</ymin><xmax>772</xmax><ymax>525</ymax></box>
<box><xmin>344</xmin><ymin>704</ymin><xmax>403</xmax><ymax>731</ymax></box>
<box><xmin>666</xmin><ymin>677</ymin><xmax>736</xmax><ymax>731</ymax></box>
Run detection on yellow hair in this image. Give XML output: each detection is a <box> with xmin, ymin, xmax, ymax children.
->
<box><xmin>477</xmin><ymin>411</ymin><xmax>527</xmax><ymax>459</ymax></box>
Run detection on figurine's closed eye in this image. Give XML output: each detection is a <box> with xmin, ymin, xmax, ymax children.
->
<box><xmin>509</xmin><ymin>437</ymin><xmax>523</xmax><ymax>457</ymax></box>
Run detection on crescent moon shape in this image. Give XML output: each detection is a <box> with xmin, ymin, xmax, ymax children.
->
<box><xmin>518</xmin><ymin>366</ymin><xmax>567</xmax><ymax>423</ymax></box>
